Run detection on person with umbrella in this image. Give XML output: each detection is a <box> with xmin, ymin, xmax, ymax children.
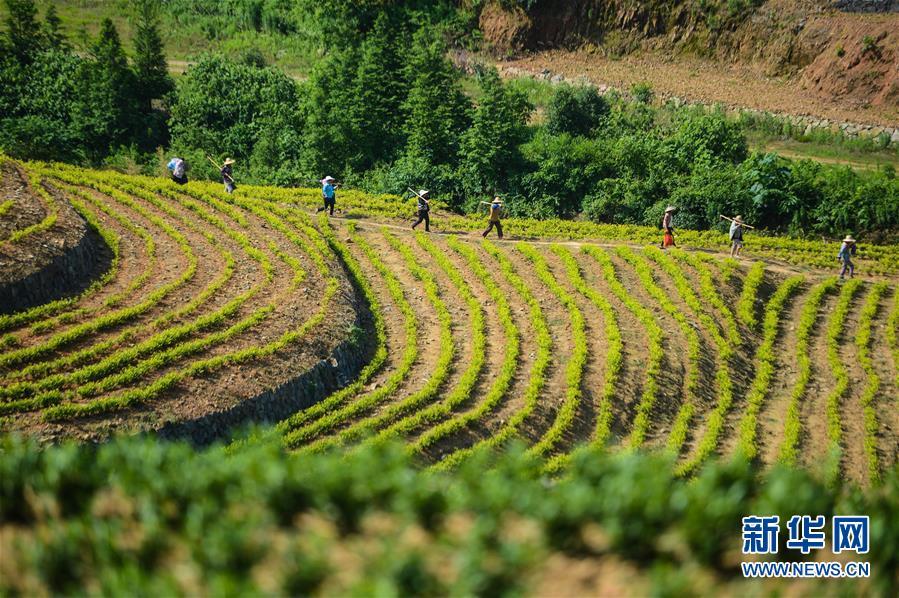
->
<box><xmin>317</xmin><ymin>176</ymin><xmax>338</xmax><ymax>216</ymax></box>
<box><xmin>411</xmin><ymin>189</ymin><xmax>431</xmax><ymax>232</ymax></box>
<box><xmin>481</xmin><ymin>196</ymin><xmax>504</xmax><ymax>239</ymax></box>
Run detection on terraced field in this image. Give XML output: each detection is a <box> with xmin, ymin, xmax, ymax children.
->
<box><xmin>1</xmin><ymin>156</ymin><xmax>897</xmax><ymax>485</ymax></box>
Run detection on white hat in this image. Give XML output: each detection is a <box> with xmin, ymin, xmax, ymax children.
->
<box><xmin>322</xmin><ymin>176</ymin><xmax>335</xmax><ymax>183</ymax></box>
<box><xmin>665</xmin><ymin>205</ymin><xmax>676</xmax><ymax>213</ymax></box>
<box><xmin>843</xmin><ymin>235</ymin><xmax>856</xmax><ymax>243</ymax></box>
<box><xmin>418</xmin><ymin>189</ymin><xmax>429</xmax><ymax>197</ymax></box>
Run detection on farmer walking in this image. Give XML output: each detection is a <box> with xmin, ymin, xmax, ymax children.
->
<box><xmin>838</xmin><ymin>234</ymin><xmax>857</xmax><ymax>280</ymax></box>
<box><xmin>167</xmin><ymin>157</ymin><xmax>188</xmax><ymax>185</ymax></box>
<box><xmin>661</xmin><ymin>205</ymin><xmax>676</xmax><ymax>248</ymax></box>
<box><xmin>221</xmin><ymin>158</ymin><xmax>236</xmax><ymax>194</ymax></box>
<box><xmin>317</xmin><ymin>176</ymin><xmax>337</xmax><ymax>215</ymax></box>
<box><xmin>722</xmin><ymin>214</ymin><xmax>754</xmax><ymax>258</ymax></box>
<box><xmin>481</xmin><ymin>197</ymin><xmax>504</xmax><ymax>239</ymax></box>
<box><xmin>411</xmin><ymin>189</ymin><xmax>430</xmax><ymax>232</ymax></box>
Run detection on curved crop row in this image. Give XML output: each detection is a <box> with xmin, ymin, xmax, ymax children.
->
<box><xmin>614</xmin><ymin>247</ymin><xmax>699</xmax><ymax>451</ymax></box>
<box><xmin>516</xmin><ymin>242</ymin><xmax>587</xmax><ymax>461</ymax></box>
<box><xmin>639</xmin><ymin>248</ymin><xmax>737</xmax><ymax>473</ymax></box>
<box><xmin>297</xmin><ymin>233</ymin><xmax>474</xmax><ymax>455</ymax></box>
<box><xmin>736</xmin><ymin>262</ymin><xmax>766</xmax><ymax>330</ymax></box>
<box><xmin>888</xmin><ymin>287</ymin><xmax>899</xmax><ymax>389</ymax></box>
<box><xmin>228</xmin><ymin>221</ymin><xmax>388</xmax><ymax>453</ymax></box>
<box><xmin>0</xmin><ymin>170</ymin><xmax>58</xmax><ymax>246</ymax></box>
<box><xmin>0</xmin><ymin>182</ymin><xmax>123</xmax><ymax>333</ymax></box>
<box><xmin>583</xmin><ymin>246</ymin><xmax>665</xmax><ymax>448</ymax></box>
<box><xmin>854</xmin><ymin>282</ymin><xmax>888</xmax><ymax>483</ymax></box>
<box><xmin>552</xmin><ymin>245</ymin><xmax>622</xmax><ymax>448</ymax></box>
<box><xmin>280</xmin><ymin>228</ymin><xmax>425</xmax><ymax>448</ymax></box>
<box><xmin>778</xmin><ymin>278</ymin><xmax>839</xmax><ymax>465</ymax></box>
<box><xmin>671</xmin><ymin>249</ymin><xmax>740</xmax><ymax>347</ymax></box>
<box><xmin>430</xmin><ymin>240</ymin><xmax>551</xmax><ymax>471</ymax></box>
<box><xmin>0</xmin><ymin>179</ymin><xmax>198</xmax><ymax>369</ymax></box>
<box><xmin>412</xmin><ymin>235</ymin><xmax>519</xmax><ymax>464</ymax></box>
<box><xmin>37</xmin><ymin>213</ymin><xmax>341</xmax><ymax>421</ymax></box>
<box><xmin>0</xmin><ymin>175</ymin><xmax>274</xmax><ymax>400</ymax></box>
<box><xmin>822</xmin><ymin>278</ymin><xmax>863</xmax><ymax>483</ymax></box>
<box><xmin>736</xmin><ymin>275</ymin><xmax>805</xmax><ymax>460</ymax></box>
<box><xmin>365</xmin><ymin>232</ymin><xmax>485</xmax><ymax>451</ymax></box>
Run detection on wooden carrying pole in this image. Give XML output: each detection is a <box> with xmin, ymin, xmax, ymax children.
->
<box><xmin>719</xmin><ymin>214</ymin><xmax>755</xmax><ymax>230</ymax></box>
<box><xmin>207</xmin><ymin>156</ymin><xmax>235</xmax><ymax>183</ymax></box>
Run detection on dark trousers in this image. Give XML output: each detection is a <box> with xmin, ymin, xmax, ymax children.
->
<box><xmin>482</xmin><ymin>220</ymin><xmax>503</xmax><ymax>239</ymax></box>
<box><xmin>412</xmin><ymin>210</ymin><xmax>430</xmax><ymax>231</ymax></box>
<box><xmin>171</xmin><ymin>174</ymin><xmax>187</xmax><ymax>185</ymax></box>
<box><xmin>317</xmin><ymin>197</ymin><xmax>335</xmax><ymax>215</ymax></box>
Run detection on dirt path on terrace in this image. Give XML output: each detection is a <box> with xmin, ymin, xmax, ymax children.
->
<box><xmin>500</xmin><ymin>51</ymin><xmax>899</xmax><ymax>127</ymax></box>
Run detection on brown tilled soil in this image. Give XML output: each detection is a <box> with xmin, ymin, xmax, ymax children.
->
<box><xmin>3</xmin><ymin>179</ymin><xmax>355</xmax><ymax>443</ymax></box>
<box><xmin>839</xmin><ymin>285</ymin><xmax>874</xmax><ymax>486</ymax></box>
<box><xmin>573</xmin><ymin>249</ymin><xmax>645</xmax><ymax>444</ymax></box>
<box><xmin>758</xmin><ymin>281</ymin><xmax>809</xmax><ymax>466</ymax></box>
<box><xmin>800</xmin><ymin>291</ymin><xmax>841</xmax><ymax>476</ymax></box>
<box><xmin>870</xmin><ymin>287</ymin><xmax>899</xmax><ymax>470</ymax></box>
<box><xmin>500</xmin><ymin>48</ymin><xmax>899</xmax><ymax>126</ymax></box>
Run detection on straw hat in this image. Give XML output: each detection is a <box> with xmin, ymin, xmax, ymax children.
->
<box><xmin>322</xmin><ymin>175</ymin><xmax>335</xmax><ymax>182</ymax></box>
<box><xmin>665</xmin><ymin>205</ymin><xmax>676</xmax><ymax>212</ymax></box>
<box><xmin>223</xmin><ymin>158</ymin><xmax>236</xmax><ymax>166</ymax></box>
<box><xmin>735</xmin><ymin>215</ymin><xmax>743</xmax><ymax>222</ymax></box>
<box><xmin>492</xmin><ymin>196</ymin><xmax>503</xmax><ymax>204</ymax></box>
<box><xmin>843</xmin><ymin>234</ymin><xmax>856</xmax><ymax>243</ymax></box>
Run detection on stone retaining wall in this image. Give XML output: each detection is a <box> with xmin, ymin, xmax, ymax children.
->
<box><xmin>156</xmin><ymin>303</ymin><xmax>370</xmax><ymax>447</ymax></box>
<box><xmin>0</xmin><ymin>192</ymin><xmax>110</xmax><ymax>314</ymax></box>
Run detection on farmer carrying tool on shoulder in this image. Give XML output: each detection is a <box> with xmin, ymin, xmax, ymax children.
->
<box><xmin>661</xmin><ymin>205</ymin><xmax>676</xmax><ymax>248</ymax></box>
<box><xmin>410</xmin><ymin>188</ymin><xmax>430</xmax><ymax>232</ymax></box>
<box><xmin>167</xmin><ymin>157</ymin><xmax>188</xmax><ymax>185</ymax></box>
<box><xmin>721</xmin><ymin>214</ymin><xmax>755</xmax><ymax>258</ymax></box>
<box><xmin>838</xmin><ymin>234</ymin><xmax>857</xmax><ymax>280</ymax></box>
<box><xmin>317</xmin><ymin>176</ymin><xmax>338</xmax><ymax>215</ymax></box>
<box><xmin>208</xmin><ymin>156</ymin><xmax>237</xmax><ymax>193</ymax></box>
<box><xmin>481</xmin><ymin>196</ymin><xmax>504</xmax><ymax>239</ymax></box>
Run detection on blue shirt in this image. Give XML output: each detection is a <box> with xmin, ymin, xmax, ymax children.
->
<box><xmin>322</xmin><ymin>183</ymin><xmax>335</xmax><ymax>199</ymax></box>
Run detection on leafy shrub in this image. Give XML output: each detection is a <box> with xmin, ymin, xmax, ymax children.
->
<box><xmin>544</xmin><ymin>84</ymin><xmax>609</xmax><ymax>137</ymax></box>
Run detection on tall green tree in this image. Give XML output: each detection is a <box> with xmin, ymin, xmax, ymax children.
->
<box><xmin>42</xmin><ymin>5</ymin><xmax>68</xmax><ymax>50</ymax></box>
<box><xmin>71</xmin><ymin>19</ymin><xmax>139</xmax><ymax>159</ymax></box>
<box><xmin>4</xmin><ymin>0</ymin><xmax>43</xmax><ymax>63</ymax></box>
<box><xmin>458</xmin><ymin>68</ymin><xmax>532</xmax><ymax>202</ymax></box>
<box><xmin>131</xmin><ymin>0</ymin><xmax>174</xmax><ymax>109</ymax></box>
<box><xmin>351</xmin><ymin>12</ymin><xmax>408</xmax><ymax>171</ymax></box>
<box><xmin>402</xmin><ymin>32</ymin><xmax>471</xmax><ymax>167</ymax></box>
<box><xmin>300</xmin><ymin>45</ymin><xmax>360</xmax><ymax>177</ymax></box>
